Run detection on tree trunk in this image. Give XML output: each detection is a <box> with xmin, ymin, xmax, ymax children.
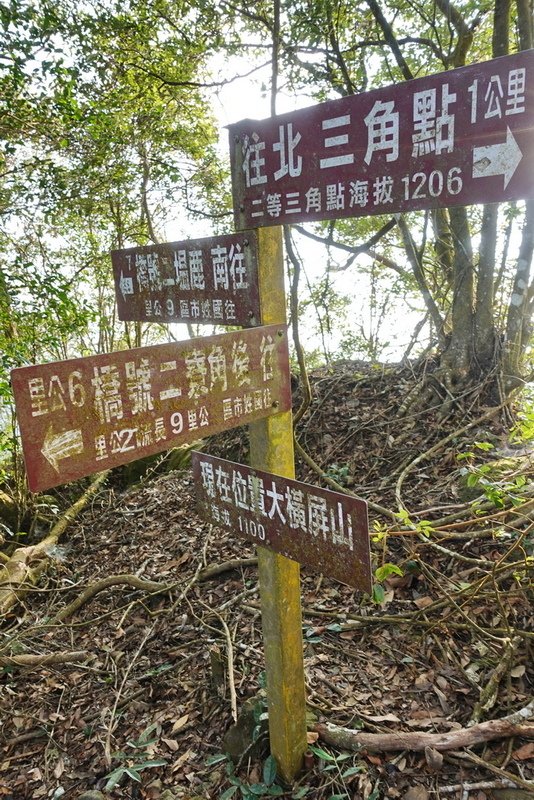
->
<box><xmin>440</xmin><ymin>206</ymin><xmax>475</xmax><ymax>386</ymax></box>
<box><xmin>503</xmin><ymin>200</ymin><xmax>534</xmax><ymax>389</ymax></box>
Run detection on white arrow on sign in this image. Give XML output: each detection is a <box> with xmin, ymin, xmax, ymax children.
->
<box><xmin>41</xmin><ymin>426</ymin><xmax>84</xmax><ymax>471</ymax></box>
<box><xmin>119</xmin><ymin>271</ymin><xmax>134</xmax><ymax>299</ymax></box>
<box><xmin>472</xmin><ymin>127</ymin><xmax>523</xmax><ymax>189</ymax></box>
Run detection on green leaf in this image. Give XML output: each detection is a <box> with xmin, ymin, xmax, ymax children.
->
<box><xmin>250</xmin><ymin>784</ymin><xmax>268</xmax><ymax>795</ymax></box>
<box><xmin>220</xmin><ymin>787</ymin><xmax>239</xmax><ymax>800</ymax></box>
<box><xmin>375</xmin><ymin>563</ymin><xmax>404</xmax><ymax>582</ymax></box>
<box><xmin>329</xmin><ymin>794</ymin><xmax>350</xmax><ymax>799</ymax></box>
<box><xmin>308</xmin><ymin>744</ymin><xmax>336</xmax><ymax>762</ymax></box>
<box><xmin>130</xmin><ymin>758</ymin><xmax>167</xmax><ymax>769</ymax></box>
<box><xmin>206</xmin><ymin>753</ymin><xmax>229</xmax><ymax>766</ymax></box>
<box><xmin>341</xmin><ymin>766</ymin><xmax>364</xmax><ymax>777</ymax></box>
<box><xmin>292</xmin><ymin>788</ymin><xmax>310</xmax><ymax>798</ymax></box>
<box><xmin>266</xmin><ymin>786</ymin><xmax>285</xmax><ymax>796</ymax></box>
<box><xmin>263</xmin><ymin>755</ymin><xmax>277</xmax><ymax>786</ymax></box>
<box><xmin>137</xmin><ymin>722</ymin><xmax>159</xmax><ymax>742</ymax></box>
<box><xmin>372</xmin><ymin>584</ymin><xmax>385</xmax><ymax>604</ymax></box>
<box><xmin>104</xmin><ymin>768</ymin><xmax>125</xmax><ymax>791</ymax></box>
<box><xmin>456</xmin><ymin>451</ymin><xmax>474</xmax><ymax>460</ymax></box>
<box><xmin>124</xmin><ymin>767</ymin><xmax>142</xmax><ymax>782</ymax></box>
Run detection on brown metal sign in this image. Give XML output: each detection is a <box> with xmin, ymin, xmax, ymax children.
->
<box><xmin>11</xmin><ymin>325</ymin><xmax>291</xmax><ymax>492</ymax></box>
<box><xmin>111</xmin><ymin>232</ymin><xmax>261</xmax><ymax>326</ymax></box>
<box><xmin>229</xmin><ymin>51</ymin><xmax>534</xmax><ymax>228</ymax></box>
<box><xmin>192</xmin><ymin>451</ymin><xmax>371</xmax><ymax>591</ymax></box>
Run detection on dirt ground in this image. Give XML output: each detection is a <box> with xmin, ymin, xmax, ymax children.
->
<box><xmin>1</xmin><ymin>361</ymin><xmax>532</xmax><ymax>799</ymax></box>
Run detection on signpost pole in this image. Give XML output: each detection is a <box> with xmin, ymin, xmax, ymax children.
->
<box><xmin>248</xmin><ymin>226</ymin><xmax>307</xmax><ymax>784</ymax></box>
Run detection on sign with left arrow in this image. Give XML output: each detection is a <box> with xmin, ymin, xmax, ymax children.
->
<box><xmin>111</xmin><ymin>231</ymin><xmax>261</xmax><ymax>327</ymax></box>
<box><xmin>11</xmin><ymin>325</ymin><xmax>292</xmax><ymax>492</ymax></box>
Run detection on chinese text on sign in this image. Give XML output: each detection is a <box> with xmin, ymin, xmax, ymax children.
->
<box><xmin>12</xmin><ymin>325</ymin><xmax>291</xmax><ymax>492</ymax></box>
<box><xmin>192</xmin><ymin>451</ymin><xmax>371</xmax><ymax>591</ymax></box>
<box><xmin>229</xmin><ymin>51</ymin><xmax>534</xmax><ymax>228</ymax></box>
<box><xmin>111</xmin><ymin>232</ymin><xmax>260</xmax><ymax>327</ymax></box>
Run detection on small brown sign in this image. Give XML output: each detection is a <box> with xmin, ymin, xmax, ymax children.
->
<box><xmin>229</xmin><ymin>51</ymin><xmax>534</xmax><ymax>228</ymax></box>
<box><xmin>192</xmin><ymin>451</ymin><xmax>371</xmax><ymax>591</ymax></box>
<box><xmin>11</xmin><ymin>325</ymin><xmax>291</xmax><ymax>492</ymax></box>
<box><xmin>111</xmin><ymin>232</ymin><xmax>260</xmax><ymax>326</ymax></box>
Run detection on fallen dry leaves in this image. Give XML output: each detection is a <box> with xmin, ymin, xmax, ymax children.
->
<box><xmin>0</xmin><ymin>361</ymin><xmax>532</xmax><ymax>799</ymax></box>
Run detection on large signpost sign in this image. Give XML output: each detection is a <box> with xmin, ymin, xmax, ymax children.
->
<box><xmin>111</xmin><ymin>232</ymin><xmax>261</xmax><ymax>326</ymax></box>
<box><xmin>192</xmin><ymin>451</ymin><xmax>371</xmax><ymax>591</ymax></box>
<box><xmin>229</xmin><ymin>51</ymin><xmax>534</xmax><ymax>229</ymax></box>
<box><xmin>11</xmin><ymin>325</ymin><xmax>291</xmax><ymax>492</ymax></box>
<box><xmin>16</xmin><ymin>51</ymin><xmax>529</xmax><ymax>785</ymax></box>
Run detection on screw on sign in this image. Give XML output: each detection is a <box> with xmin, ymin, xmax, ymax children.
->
<box><xmin>192</xmin><ymin>451</ymin><xmax>372</xmax><ymax>592</ymax></box>
<box><xmin>228</xmin><ymin>51</ymin><xmax>534</xmax><ymax>229</ymax></box>
<box><xmin>11</xmin><ymin>325</ymin><xmax>292</xmax><ymax>493</ymax></box>
<box><xmin>111</xmin><ymin>231</ymin><xmax>261</xmax><ymax>327</ymax></box>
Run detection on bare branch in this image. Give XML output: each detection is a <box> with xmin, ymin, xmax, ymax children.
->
<box><xmin>123</xmin><ymin>58</ymin><xmax>272</xmax><ymax>90</ymax></box>
<box><xmin>434</xmin><ymin>0</ymin><xmax>477</xmax><ymax>66</ymax></box>
<box><xmin>365</xmin><ymin>0</ymin><xmax>414</xmax><ymax>80</ymax></box>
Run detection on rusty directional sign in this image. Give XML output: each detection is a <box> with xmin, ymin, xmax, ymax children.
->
<box><xmin>11</xmin><ymin>325</ymin><xmax>291</xmax><ymax>492</ymax></box>
<box><xmin>192</xmin><ymin>451</ymin><xmax>371</xmax><ymax>591</ymax></box>
<box><xmin>111</xmin><ymin>231</ymin><xmax>261</xmax><ymax>327</ymax></box>
<box><xmin>229</xmin><ymin>51</ymin><xmax>534</xmax><ymax>229</ymax></box>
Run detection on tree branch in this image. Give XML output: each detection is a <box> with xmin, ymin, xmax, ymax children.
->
<box><xmin>434</xmin><ymin>0</ymin><xmax>476</xmax><ymax>66</ymax></box>
<box><xmin>397</xmin><ymin>216</ymin><xmax>446</xmax><ymax>343</ymax></box>
<box><xmin>365</xmin><ymin>0</ymin><xmax>414</xmax><ymax>80</ymax></box>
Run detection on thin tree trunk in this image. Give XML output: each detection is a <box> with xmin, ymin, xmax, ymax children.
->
<box><xmin>503</xmin><ymin>200</ymin><xmax>534</xmax><ymax>388</ymax></box>
<box><xmin>271</xmin><ymin>0</ymin><xmax>280</xmax><ymax>116</ymax></box>
<box><xmin>442</xmin><ymin>206</ymin><xmax>475</xmax><ymax>382</ymax></box>
<box><xmin>515</xmin><ymin>0</ymin><xmax>533</xmax><ymax>50</ymax></box>
<box><xmin>475</xmin><ymin>204</ymin><xmax>498</xmax><ymax>370</ymax></box>
<box><xmin>397</xmin><ymin>216</ymin><xmax>446</xmax><ymax>345</ymax></box>
<box><xmin>474</xmin><ymin>0</ymin><xmax>509</xmax><ymax>372</ymax></box>
<box><xmin>501</xmin><ymin>3</ymin><xmax>534</xmax><ymax>388</ymax></box>
<box><xmin>366</xmin><ymin>0</ymin><xmax>413</xmax><ymax>80</ymax></box>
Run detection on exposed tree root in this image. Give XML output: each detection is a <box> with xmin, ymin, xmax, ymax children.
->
<box><xmin>315</xmin><ymin>699</ymin><xmax>534</xmax><ymax>753</ymax></box>
<box><xmin>198</xmin><ymin>556</ymin><xmax>258</xmax><ymax>581</ymax></box>
<box><xmin>51</xmin><ymin>573</ymin><xmax>173</xmax><ymax>622</ymax></box>
<box><xmin>51</xmin><ymin>558</ymin><xmax>259</xmax><ymax>623</ymax></box>
<box><xmin>447</xmin><ymin>750</ymin><xmax>534</xmax><ymax>793</ymax></box>
<box><xmin>395</xmin><ymin>401</ymin><xmax>510</xmax><ymax>511</ymax></box>
<box><xmin>294</xmin><ymin>437</ymin><xmax>397</xmax><ymax>520</ymax></box>
<box><xmin>0</xmin><ymin>650</ymin><xmax>89</xmax><ymax>668</ymax></box>
<box><xmin>0</xmin><ymin>470</ymin><xmax>111</xmax><ymax>618</ymax></box>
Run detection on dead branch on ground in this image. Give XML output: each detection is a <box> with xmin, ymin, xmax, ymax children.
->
<box><xmin>315</xmin><ymin>699</ymin><xmax>534</xmax><ymax>753</ymax></box>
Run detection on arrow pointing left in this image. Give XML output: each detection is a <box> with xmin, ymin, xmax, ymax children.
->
<box><xmin>119</xmin><ymin>271</ymin><xmax>134</xmax><ymax>299</ymax></box>
<box><xmin>41</xmin><ymin>426</ymin><xmax>84</xmax><ymax>471</ymax></box>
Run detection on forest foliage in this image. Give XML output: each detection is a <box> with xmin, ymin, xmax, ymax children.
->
<box><xmin>1</xmin><ymin>5</ymin><xmax>533</xmax><ymax>797</ymax></box>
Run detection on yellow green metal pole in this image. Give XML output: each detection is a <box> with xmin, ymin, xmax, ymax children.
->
<box><xmin>248</xmin><ymin>226</ymin><xmax>307</xmax><ymax>784</ymax></box>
